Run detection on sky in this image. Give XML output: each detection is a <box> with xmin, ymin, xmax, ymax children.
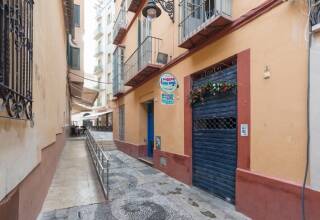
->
<box><xmin>84</xmin><ymin>0</ymin><xmax>96</xmax><ymax>75</ymax></box>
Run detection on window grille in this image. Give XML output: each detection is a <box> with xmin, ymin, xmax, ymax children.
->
<box><xmin>0</xmin><ymin>0</ymin><xmax>34</xmax><ymax>120</ymax></box>
<box><xmin>68</xmin><ymin>46</ymin><xmax>80</xmax><ymax>70</ymax></box>
<box><xmin>119</xmin><ymin>105</ymin><xmax>125</xmax><ymax>140</ymax></box>
<box><xmin>310</xmin><ymin>0</ymin><xmax>320</xmax><ymax>26</ymax></box>
<box><xmin>73</xmin><ymin>4</ymin><xmax>80</xmax><ymax>27</ymax></box>
<box><xmin>193</xmin><ymin>117</ymin><xmax>237</xmax><ymax>130</ymax></box>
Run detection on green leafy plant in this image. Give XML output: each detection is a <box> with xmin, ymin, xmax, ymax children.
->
<box><xmin>190</xmin><ymin>81</ymin><xmax>237</xmax><ymax>106</ymax></box>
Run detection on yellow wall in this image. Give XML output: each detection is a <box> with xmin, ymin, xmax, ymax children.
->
<box><xmin>114</xmin><ymin>0</ymin><xmax>310</xmax><ymax>184</ymax></box>
<box><xmin>0</xmin><ymin>0</ymin><xmax>70</xmax><ymax>200</ymax></box>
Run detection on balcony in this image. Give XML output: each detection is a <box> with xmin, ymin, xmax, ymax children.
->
<box><xmin>113</xmin><ymin>46</ymin><xmax>125</xmax><ymax>96</ymax></box>
<box><xmin>94</xmin><ymin>47</ymin><xmax>103</xmax><ymax>57</ymax></box>
<box><xmin>96</xmin><ymin>9</ymin><xmax>102</xmax><ymax>20</ymax></box>
<box><xmin>124</xmin><ymin>36</ymin><xmax>166</xmax><ymax>87</ymax></box>
<box><xmin>94</xmin><ymin>65</ymin><xmax>103</xmax><ymax>74</ymax></box>
<box><xmin>94</xmin><ymin>26</ymin><xmax>103</xmax><ymax>40</ymax></box>
<box><xmin>113</xmin><ymin>9</ymin><xmax>127</xmax><ymax>45</ymax></box>
<box><xmin>127</xmin><ymin>0</ymin><xmax>143</xmax><ymax>12</ymax></box>
<box><xmin>178</xmin><ymin>0</ymin><xmax>232</xmax><ymax>49</ymax></box>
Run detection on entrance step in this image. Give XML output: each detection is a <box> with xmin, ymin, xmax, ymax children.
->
<box><xmin>138</xmin><ymin>157</ymin><xmax>154</xmax><ymax>166</ymax></box>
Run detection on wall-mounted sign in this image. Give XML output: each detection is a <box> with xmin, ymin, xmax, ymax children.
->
<box><xmin>159</xmin><ymin>73</ymin><xmax>178</xmax><ymax>93</ymax></box>
<box><xmin>161</xmin><ymin>93</ymin><xmax>175</xmax><ymax>105</ymax></box>
<box><xmin>240</xmin><ymin>124</ymin><xmax>249</xmax><ymax>137</ymax></box>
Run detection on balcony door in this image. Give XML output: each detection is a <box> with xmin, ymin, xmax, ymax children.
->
<box><xmin>138</xmin><ymin>18</ymin><xmax>152</xmax><ymax>70</ymax></box>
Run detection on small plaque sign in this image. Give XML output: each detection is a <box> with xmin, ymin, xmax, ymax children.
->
<box><xmin>161</xmin><ymin>93</ymin><xmax>175</xmax><ymax>105</ymax></box>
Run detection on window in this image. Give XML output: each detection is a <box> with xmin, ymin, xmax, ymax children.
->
<box><xmin>108</xmin><ymin>33</ymin><xmax>112</xmax><ymax>44</ymax></box>
<box><xmin>108</xmin><ymin>53</ymin><xmax>111</xmax><ymax>63</ymax></box>
<box><xmin>74</xmin><ymin>4</ymin><xmax>80</xmax><ymax>27</ymax></box>
<box><xmin>107</xmin><ymin>73</ymin><xmax>111</xmax><ymax>83</ymax></box>
<box><xmin>0</xmin><ymin>0</ymin><xmax>34</xmax><ymax>120</ymax></box>
<box><xmin>107</xmin><ymin>14</ymin><xmax>111</xmax><ymax>25</ymax></box>
<box><xmin>69</xmin><ymin>47</ymin><xmax>80</xmax><ymax>70</ymax></box>
<box><xmin>119</xmin><ymin>105</ymin><xmax>125</xmax><ymax>140</ymax></box>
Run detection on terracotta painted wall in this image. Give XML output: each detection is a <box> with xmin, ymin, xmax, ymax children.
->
<box><xmin>0</xmin><ymin>0</ymin><xmax>69</xmax><ymax>201</ymax></box>
<box><xmin>114</xmin><ymin>1</ymin><xmax>311</xmax><ymax>184</ymax></box>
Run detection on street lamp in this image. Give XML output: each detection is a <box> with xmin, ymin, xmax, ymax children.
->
<box><xmin>142</xmin><ymin>0</ymin><xmax>174</xmax><ymax>22</ymax></box>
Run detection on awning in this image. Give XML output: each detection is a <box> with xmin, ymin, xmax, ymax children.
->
<box><xmin>71</xmin><ymin>86</ymin><xmax>99</xmax><ymax>107</ymax></box>
<box><xmin>71</xmin><ymin>101</ymin><xmax>93</xmax><ymax>114</ymax></box>
<box><xmin>82</xmin><ymin>110</ymin><xmax>113</xmax><ymax>120</ymax></box>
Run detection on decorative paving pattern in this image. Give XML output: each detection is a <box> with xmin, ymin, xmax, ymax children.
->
<box><xmin>39</xmin><ymin>148</ymin><xmax>250</xmax><ymax>220</ymax></box>
<box><xmin>104</xmin><ymin>150</ymin><xmax>250</xmax><ymax>220</ymax></box>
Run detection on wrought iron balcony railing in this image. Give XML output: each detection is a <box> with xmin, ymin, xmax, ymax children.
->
<box><xmin>178</xmin><ymin>0</ymin><xmax>232</xmax><ymax>49</ymax></box>
<box><xmin>95</xmin><ymin>46</ymin><xmax>103</xmax><ymax>57</ymax></box>
<box><xmin>94</xmin><ymin>25</ymin><xmax>103</xmax><ymax>39</ymax></box>
<box><xmin>124</xmin><ymin>36</ymin><xmax>164</xmax><ymax>87</ymax></box>
<box><xmin>0</xmin><ymin>0</ymin><xmax>34</xmax><ymax>121</ymax></box>
<box><xmin>94</xmin><ymin>65</ymin><xmax>103</xmax><ymax>74</ymax></box>
<box><xmin>113</xmin><ymin>46</ymin><xmax>125</xmax><ymax>96</ymax></box>
<box><xmin>113</xmin><ymin>8</ymin><xmax>127</xmax><ymax>45</ymax></box>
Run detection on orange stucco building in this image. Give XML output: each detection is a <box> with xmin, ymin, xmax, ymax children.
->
<box><xmin>112</xmin><ymin>0</ymin><xmax>320</xmax><ymax>219</ymax></box>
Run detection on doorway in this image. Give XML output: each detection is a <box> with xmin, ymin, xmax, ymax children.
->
<box><xmin>147</xmin><ymin>101</ymin><xmax>154</xmax><ymax>158</ymax></box>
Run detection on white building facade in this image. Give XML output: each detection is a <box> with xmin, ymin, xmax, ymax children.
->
<box><xmin>94</xmin><ymin>0</ymin><xmax>115</xmax><ymax>111</ymax></box>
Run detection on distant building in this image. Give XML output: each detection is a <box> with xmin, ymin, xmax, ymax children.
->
<box><xmin>91</xmin><ymin>0</ymin><xmax>115</xmax><ymax>129</ymax></box>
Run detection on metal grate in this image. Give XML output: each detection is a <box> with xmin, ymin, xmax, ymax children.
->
<box><xmin>0</xmin><ymin>0</ymin><xmax>34</xmax><ymax>121</ymax></box>
<box><xmin>193</xmin><ymin>117</ymin><xmax>236</xmax><ymax>130</ymax></box>
<box><xmin>119</xmin><ymin>105</ymin><xmax>125</xmax><ymax>141</ymax></box>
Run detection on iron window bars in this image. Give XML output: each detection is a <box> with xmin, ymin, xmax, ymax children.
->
<box><xmin>310</xmin><ymin>0</ymin><xmax>320</xmax><ymax>26</ymax></box>
<box><xmin>0</xmin><ymin>0</ymin><xmax>34</xmax><ymax>121</ymax></box>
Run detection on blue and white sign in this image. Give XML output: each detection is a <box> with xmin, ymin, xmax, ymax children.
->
<box><xmin>161</xmin><ymin>93</ymin><xmax>175</xmax><ymax>105</ymax></box>
<box><xmin>159</xmin><ymin>73</ymin><xmax>178</xmax><ymax>93</ymax></box>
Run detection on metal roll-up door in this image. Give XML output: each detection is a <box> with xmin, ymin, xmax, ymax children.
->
<box><xmin>192</xmin><ymin>65</ymin><xmax>237</xmax><ymax>203</ymax></box>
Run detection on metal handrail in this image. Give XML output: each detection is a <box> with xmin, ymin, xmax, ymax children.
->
<box><xmin>85</xmin><ymin>130</ymin><xmax>110</xmax><ymax>199</ymax></box>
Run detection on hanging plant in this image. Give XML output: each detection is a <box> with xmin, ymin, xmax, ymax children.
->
<box><xmin>190</xmin><ymin>81</ymin><xmax>237</xmax><ymax>106</ymax></box>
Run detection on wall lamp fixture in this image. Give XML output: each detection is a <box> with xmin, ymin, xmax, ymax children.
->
<box><xmin>142</xmin><ymin>0</ymin><xmax>174</xmax><ymax>22</ymax></box>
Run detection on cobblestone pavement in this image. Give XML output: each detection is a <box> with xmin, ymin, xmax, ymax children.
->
<box><xmin>39</xmin><ymin>144</ymin><xmax>250</xmax><ymax>220</ymax></box>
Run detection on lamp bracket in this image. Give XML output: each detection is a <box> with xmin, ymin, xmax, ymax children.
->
<box><xmin>154</xmin><ymin>0</ymin><xmax>174</xmax><ymax>22</ymax></box>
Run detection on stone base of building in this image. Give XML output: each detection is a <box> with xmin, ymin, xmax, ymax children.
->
<box><xmin>236</xmin><ymin>169</ymin><xmax>320</xmax><ymax>220</ymax></box>
<box><xmin>114</xmin><ymin>140</ymin><xmax>320</xmax><ymax>220</ymax></box>
<box><xmin>153</xmin><ymin>149</ymin><xmax>192</xmax><ymax>185</ymax></box>
<box><xmin>0</xmin><ymin>131</ymin><xmax>66</xmax><ymax>220</ymax></box>
<box><xmin>114</xmin><ymin>140</ymin><xmax>147</xmax><ymax>158</ymax></box>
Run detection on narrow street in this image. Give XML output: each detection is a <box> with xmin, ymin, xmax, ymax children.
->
<box><xmin>38</xmin><ymin>132</ymin><xmax>248</xmax><ymax>220</ymax></box>
<box><xmin>38</xmin><ymin>138</ymin><xmax>106</xmax><ymax>219</ymax></box>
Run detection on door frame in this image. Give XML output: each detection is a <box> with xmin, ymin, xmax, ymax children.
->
<box><xmin>146</xmin><ymin>101</ymin><xmax>154</xmax><ymax>158</ymax></box>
